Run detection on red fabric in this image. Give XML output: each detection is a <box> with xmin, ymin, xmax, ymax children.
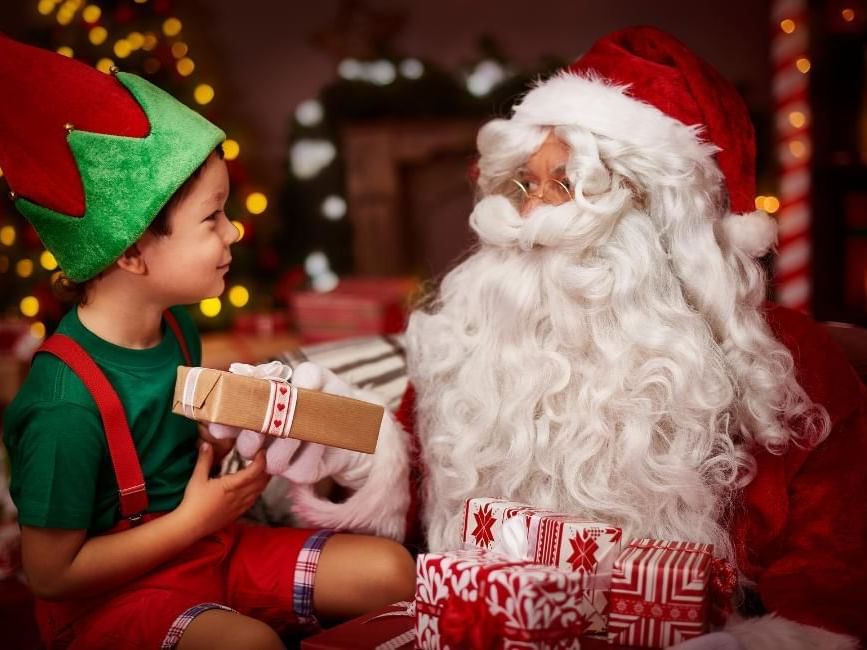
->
<box><xmin>37</xmin><ymin>335</ymin><xmax>148</xmax><ymax>520</ymax></box>
<box><xmin>568</xmin><ymin>27</ymin><xmax>757</xmax><ymax>215</ymax></box>
<box><xmin>396</xmin><ymin>305</ymin><xmax>867</xmax><ymax>642</ymax></box>
<box><xmin>0</xmin><ymin>35</ymin><xmax>150</xmax><ymax>217</ymax></box>
<box><xmin>36</xmin><ymin>521</ymin><xmax>316</xmax><ymax>649</ymax></box>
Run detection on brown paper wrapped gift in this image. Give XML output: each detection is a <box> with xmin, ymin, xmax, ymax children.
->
<box><xmin>172</xmin><ymin>366</ymin><xmax>382</xmax><ymax>453</ymax></box>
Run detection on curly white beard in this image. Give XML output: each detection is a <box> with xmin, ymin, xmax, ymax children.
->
<box><xmin>406</xmin><ymin>188</ymin><xmax>825</xmax><ymax>559</ymax></box>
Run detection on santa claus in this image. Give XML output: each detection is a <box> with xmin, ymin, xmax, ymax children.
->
<box><xmin>232</xmin><ymin>26</ymin><xmax>867</xmax><ymax>649</ymax></box>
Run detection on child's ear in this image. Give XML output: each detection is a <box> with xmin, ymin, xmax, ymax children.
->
<box><xmin>115</xmin><ymin>243</ymin><xmax>148</xmax><ymax>275</ymax></box>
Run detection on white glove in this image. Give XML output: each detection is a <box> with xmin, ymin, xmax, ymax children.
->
<box><xmin>669</xmin><ymin>632</ymin><xmax>744</xmax><ymax>650</ymax></box>
<box><xmin>280</xmin><ymin>362</ymin><xmax>373</xmax><ymax>487</ymax></box>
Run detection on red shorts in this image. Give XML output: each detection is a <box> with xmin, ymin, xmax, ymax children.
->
<box><xmin>36</xmin><ymin>522</ymin><xmax>331</xmax><ymax>650</ymax></box>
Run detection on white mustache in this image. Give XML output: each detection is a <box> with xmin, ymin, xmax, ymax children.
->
<box><xmin>469</xmin><ymin>194</ymin><xmax>622</xmax><ymax>253</ymax></box>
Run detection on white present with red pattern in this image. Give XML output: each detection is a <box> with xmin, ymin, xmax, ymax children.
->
<box><xmin>415</xmin><ymin>548</ymin><xmax>588</xmax><ymax>649</ymax></box>
<box><xmin>462</xmin><ymin>497</ymin><xmax>622</xmax><ymax>632</ymax></box>
<box><xmin>607</xmin><ymin>539</ymin><xmax>714</xmax><ymax>648</ymax></box>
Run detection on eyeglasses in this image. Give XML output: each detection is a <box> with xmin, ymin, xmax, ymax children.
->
<box><xmin>500</xmin><ymin>178</ymin><xmax>574</xmax><ymax>209</ymax></box>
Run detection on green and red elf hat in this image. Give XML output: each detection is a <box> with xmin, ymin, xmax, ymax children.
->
<box><xmin>0</xmin><ymin>35</ymin><xmax>225</xmax><ymax>282</ymax></box>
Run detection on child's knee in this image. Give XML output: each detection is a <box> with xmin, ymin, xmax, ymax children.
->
<box><xmin>366</xmin><ymin>538</ymin><xmax>416</xmax><ymax>601</ymax></box>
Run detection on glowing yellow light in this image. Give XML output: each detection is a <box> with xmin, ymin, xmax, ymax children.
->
<box><xmin>171</xmin><ymin>42</ymin><xmax>188</xmax><ymax>58</ymax></box>
<box><xmin>37</xmin><ymin>0</ymin><xmax>55</xmax><ymax>16</ymax></box>
<box><xmin>788</xmin><ymin>111</ymin><xmax>807</xmax><ymax>128</ymax></box>
<box><xmin>789</xmin><ymin>140</ymin><xmax>807</xmax><ymax>158</ymax></box>
<box><xmin>162</xmin><ymin>17</ymin><xmax>182</xmax><ymax>37</ymax></box>
<box><xmin>0</xmin><ymin>166</ymin><xmax>3</xmax><ymax>177</ymax></box>
<box><xmin>228</xmin><ymin>285</ymin><xmax>250</xmax><ymax>308</ymax></box>
<box><xmin>89</xmin><ymin>25</ymin><xmax>108</xmax><ymax>45</ymax></box>
<box><xmin>143</xmin><ymin>32</ymin><xmax>158</xmax><ymax>51</ymax></box>
<box><xmin>134</xmin><ymin>0</ymin><xmax>147</xmax><ymax>4</ymax></box>
<box><xmin>16</xmin><ymin>259</ymin><xmax>34</xmax><ymax>278</ymax></box>
<box><xmin>780</xmin><ymin>19</ymin><xmax>796</xmax><ymax>34</ymax></box>
<box><xmin>176</xmin><ymin>57</ymin><xmax>195</xmax><ymax>76</ymax></box>
<box><xmin>754</xmin><ymin>196</ymin><xmax>766</xmax><ymax>211</ymax></box>
<box><xmin>57</xmin><ymin>8</ymin><xmax>74</xmax><ymax>25</ymax></box>
<box><xmin>40</xmin><ymin>250</ymin><xmax>58</xmax><ymax>270</ymax></box>
<box><xmin>143</xmin><ymin>58</ymin><xmax>161</xmax><ymax>74</ymax></box>
<box><xmin>96</xmin><ymin>58</ymin><xmax>115</xmax><ymax>74</ymax></box>
<box><xmin>113</xmin><ymin>39</ymin><xmax>132</xmax><ymax>58</ymax></box>
<box><xmin>795</xmin><ymin>57</ymin><xmax>811</xmax><ymax>74</ymax></box>
<box><xmin>246</xmin><ymin>192</ymin><xmax>267</xmax><ymax>214</ymax></box>
<box><xmin>30</xmin><ymin>322</ymin><xmax>47</xmax><ymax>339</ymax></box>
<box><xmin>56</xmin><ymin>46</ymin><xmax>74</xmax><ymax>57</ymax></box>
<box><xmin>82</xmin><ymin>4</ymin><xmax>100</xmax><ymax>22</ymax></box>
<box><xmin>127</xmin><ymin>31</ymin><xmax>145</xmax><ymax>50</ymax></box>
<box><xmin>842</xmin><ymin>8</ymin><xmax>855</xmax><ymax>22</ymax></box>
<box><xmin>193</xmin><ymin>83</ymin><xmax>215</xmax><ymax>105</ymax></box>
<box><xmin>231</xmin><ymin>220</ymin><xmax>245</xmax><ymax>241</ymax></box>
<box><xmin>0</xmin><ymin>225</ymin><xmax>16</xmax><ymax>247</ymax></box>
<box><xmin>20</xmin><ymin>296</ymin><xmax>40</xmax><ymax>318</ymax></box>
<box><xmin>199</xmin><ymin>297</ymin><xmax>222</xmax><ymax>317</ymax></box>
<box><xmin>222</xmin><ymin>139</ymin><xmax>240</xmax><ymax>160</ymax></box>
<box><xmin>764</xmin><ymin>196</ymin><xmax>781</xmax><ymax>214</ymax></box>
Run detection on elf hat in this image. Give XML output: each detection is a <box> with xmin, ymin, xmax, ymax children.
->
<box><xmin>0</xmin><ymin>35</ymin><xmax>225</xmax><ymax>282</ymax></box>
<box><xmin>510</xmin><ymin>26</ymin><xmax>776</xmax><ymax>257</ymax></box>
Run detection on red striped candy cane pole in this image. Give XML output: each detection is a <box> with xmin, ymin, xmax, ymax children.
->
<box><xmin>772</xmin><ymin>0</ymin><xmax>812</xmax><ymax>312</ymax></box>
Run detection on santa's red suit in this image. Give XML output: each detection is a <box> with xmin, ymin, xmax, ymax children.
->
<box><xmin>284</xmin><ymin>27</ymin><xmax>867</xmax><ymax>649</ymax></box>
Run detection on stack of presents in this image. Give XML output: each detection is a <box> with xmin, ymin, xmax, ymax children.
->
<box><xmin>171</xmin><ymin>361</ymin><xmax>735</xmax><ymax>649</ymax></box>
<box><xmin>305</xmin><ymin>497</ymin><xmax>736</xmax><ymax>650</ymax></box>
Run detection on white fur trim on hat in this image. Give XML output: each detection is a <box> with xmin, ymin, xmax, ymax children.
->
<box><xmin>512</xmin><ymin>72</ymin><xmax>716</xmax><ymax>165</ymax></box>
<box><xmin>720</xmin><ymin>210</ymin><xmax>778</xmax><ymax>258</ymax></box>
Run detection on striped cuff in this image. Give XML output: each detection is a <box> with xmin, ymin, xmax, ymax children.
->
<box><xmin>161</xmin><ymin>602</ymin><xmax>236</xmax><ymax>649</ymax></box>
<box><xmin>293</xmin><ymin>529</ymin><xmax>336</xmax><ymax>624</ymax></box>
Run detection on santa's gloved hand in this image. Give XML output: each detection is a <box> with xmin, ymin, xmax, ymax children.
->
<box><xmin>276</xmin><ymin>361</ymin><xmax>374</xmax><ymax>488</ymax></box>
<box><xmin>669</xmin><ymin>632</ymin><xmax>744</xmax><ymax>650</ymax></box>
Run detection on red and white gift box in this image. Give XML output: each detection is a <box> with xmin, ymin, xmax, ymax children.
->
<box><xmin>462</xmin><ymin>498</ymin><xmax>622</xmax><ymax>633</ymax></box>
<box><xmin>415</xmin><ymin>548</ymin><xmax>588</xmax><ymax>649</ymax></box>
<box><xmin>607</xmin><ymin>539</ymin><xmax>714</xmax><ymax>648</ymax></box>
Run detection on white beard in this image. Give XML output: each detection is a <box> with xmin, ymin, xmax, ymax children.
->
<box><xmin>406</xmin><ymin>195</ymin><xmax>744</xmax><ymax>558</ymax></box>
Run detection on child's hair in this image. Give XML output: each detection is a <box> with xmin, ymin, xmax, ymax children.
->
<box><xmin>53</xmin><ymin>144</ymin><xmax>225</xmax><ymax>304</ymax></box>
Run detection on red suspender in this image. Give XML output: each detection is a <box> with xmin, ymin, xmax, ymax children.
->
<box><xmin>36</xmin><ymin>310</ymin><xmax>191</xmax><ymax>523</ymax></box>
<box><xmin>39</xmin><ymin>335</ymin><xmax>149</xmax><ymax>521</ymax></box>
<box><xmin>162</xmin><ymin>310</ymin><xmax>192</xmax><ymax>366</ymax></box>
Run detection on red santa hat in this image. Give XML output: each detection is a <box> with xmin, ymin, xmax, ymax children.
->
<box><xmin>511</xmin><ymin>26</ymin><xmax>776</xmax><ymax>257</ymax></box>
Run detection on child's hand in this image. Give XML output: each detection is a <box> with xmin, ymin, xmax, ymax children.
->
<box><xmin>177</xmin><ymin>442</ymin><xmax>270</xmax><ymax>538</ymax></box>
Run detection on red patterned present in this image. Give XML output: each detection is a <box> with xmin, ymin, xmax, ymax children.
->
<box><xmin>290</xmin><ymin>276</ymin><xmax>418</xmax><ymax>343</ymax></box>
<box><xmin>415</xmin><ymin>548</ymin><xmax>588</xmax><ymax>649</ymax></box>
<box><xmin>462</xmin><ymin>498</ymin><xmax>622</xmax><ymax>633</ymax></box>
<box><xmin>607</xmin><ymin>539</ymin><xmax>714</xmax><ymax>648</ymax></box>
<box><xmin>301</xmin><ymin>601</ymin><xmax>415</xmax><ymax>649</ymax></box>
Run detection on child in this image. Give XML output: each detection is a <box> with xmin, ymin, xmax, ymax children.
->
<box><xmin>0</xmin><ymin>36</ymin><xmax>415</xmax><ymax>650</ymax></box>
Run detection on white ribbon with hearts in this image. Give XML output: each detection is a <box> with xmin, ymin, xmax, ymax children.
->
<box><xmin>228</xmin><ymin>361</ymin><xmax>298</xmax><ymax>437</ymax></box>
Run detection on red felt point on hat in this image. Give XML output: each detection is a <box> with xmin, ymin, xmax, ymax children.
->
<box><xmin>0</xmin><ymin>35</ymin><xmax>150</xmax><ymax>217</ymax></box>
<box><xmin>570</xmin><ymin>26</ymin><xmax>757</xmax><ymax>216</ymax></box>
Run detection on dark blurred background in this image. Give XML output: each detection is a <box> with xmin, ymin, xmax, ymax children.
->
<box><xmin>0</xmin><ymin>0</ymin><xmax>865</xmax><ymax>343</ymax></box>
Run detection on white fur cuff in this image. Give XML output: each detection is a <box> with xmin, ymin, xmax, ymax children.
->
<box><xmin>725</xmin><ymin>614</ymin><xmax>858</xmax><ymax>650</ymax></box>
<box><xmin>288</xmin><ymin>411</ymin><xmax>411</xmax><ymax>541</ymax></box>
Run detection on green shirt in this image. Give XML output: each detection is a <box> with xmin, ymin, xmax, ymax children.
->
<box><xmin>3</xmin><ymin>305</ymin><xmax>202</xmax><ymax>534</ymax></box>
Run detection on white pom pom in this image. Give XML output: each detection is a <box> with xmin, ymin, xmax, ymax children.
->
<box><xmin>721</xmin><ymin>210</ymin><xmax>778</xmax><ymax>258</ymax></box>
